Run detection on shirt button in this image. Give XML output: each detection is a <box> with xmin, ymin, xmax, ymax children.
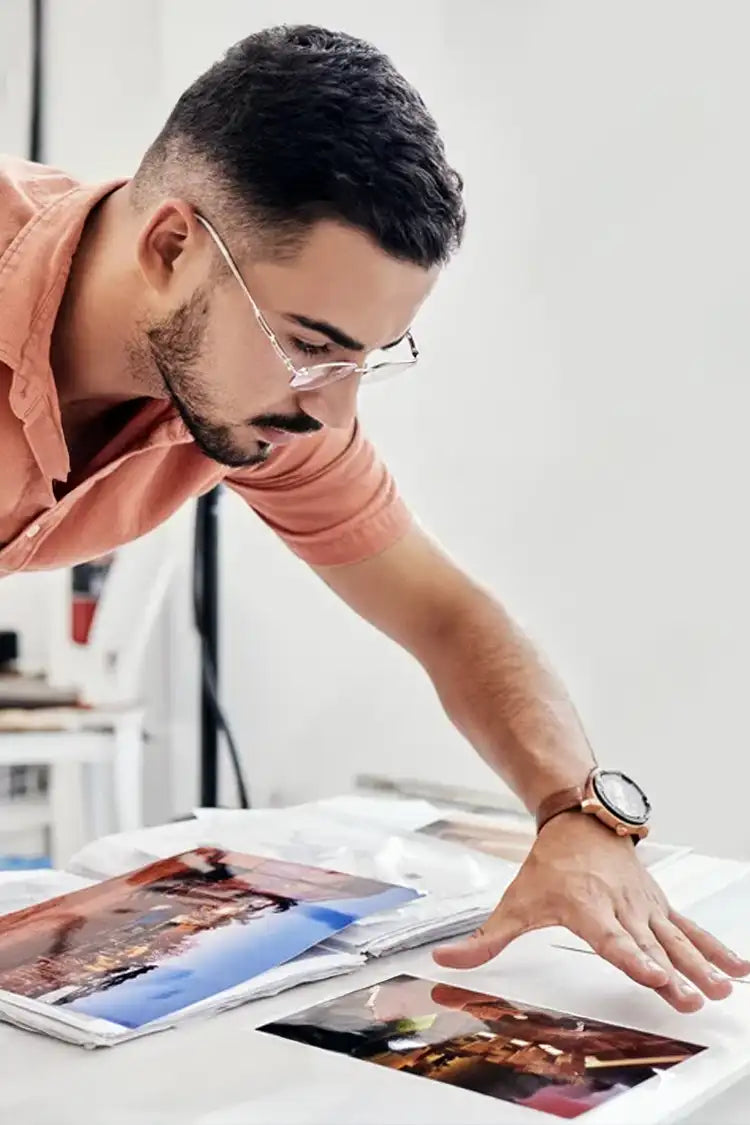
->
<box><xmin>25</xmin><ymin>523</ymin><xmax>41</xmax><ymax>539</ymax></box>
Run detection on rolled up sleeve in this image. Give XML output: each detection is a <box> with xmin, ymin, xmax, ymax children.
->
<box><xmin>224</xmin><ymin>421</ymin><xmax>412</xmax><ymax>567</ymax></box>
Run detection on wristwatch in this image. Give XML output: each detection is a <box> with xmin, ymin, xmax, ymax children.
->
<box><xmin>535</xmin><ymin>767</ymin><xmax>651</xmax><ymax>840</ymax></box>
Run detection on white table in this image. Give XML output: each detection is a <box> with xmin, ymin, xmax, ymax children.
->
<box><xmin>2</xmin><ymin>929</ymin><xmax>749</xmax><ymax>1125</ymax></box>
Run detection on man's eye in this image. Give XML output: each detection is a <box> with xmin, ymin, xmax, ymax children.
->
<box><xmin>290</xmin><ymin>337</ymin><xmax>332</xmax><ymax>358</ymax></box>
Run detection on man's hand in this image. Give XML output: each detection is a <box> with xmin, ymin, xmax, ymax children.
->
<box><xmin>314</xmin><ymin>528</ymin><xmax>750</xmax><ymax>1010</ymax></box>
<box><xmin>433</xmin><ymin>813</ymin><xmax>750</xmax><ymax>1013</ymax></box>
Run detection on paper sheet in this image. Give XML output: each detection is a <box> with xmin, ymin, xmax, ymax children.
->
<box><xmin>0</xmin><ymin>869</ymin><xmax>93</xmax><ymax>914</ymax></box>
<box><xmin>683</xmin><ymin>871</ymin><xmax>750</xmax><ymax>956</ymax></box>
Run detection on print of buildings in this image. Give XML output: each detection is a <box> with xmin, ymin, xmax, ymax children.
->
<box><xmin>0</xmin><ymin>849</ymin><xmax>386</xmax><ymax>1005</ymax></box>
<box><xmin>264</xmin><ymin>973</ymin><xmax>703</xmax><ymax>1117</ymax></box>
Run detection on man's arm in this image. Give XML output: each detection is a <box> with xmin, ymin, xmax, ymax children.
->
<box><xmin>316</xmin><ymin>524</ymin><xmax>750</xmax><ymax>1011</ymax></box>
<box><xmin>316</xmin><ymin>524</ymin><xmax>594</xmax><ymax>810</ymax></box>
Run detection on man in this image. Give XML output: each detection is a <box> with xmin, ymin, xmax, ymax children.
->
<box><xmin>0</xmin><ymin>25</ymin><xmax>745</xmax><ymax>1012</ymax></box>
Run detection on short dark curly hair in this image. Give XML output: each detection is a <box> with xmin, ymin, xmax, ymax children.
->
<box><xmin>133</xmin><ymin>25</ymin><xmax>465</xmax><ymax>268</ymax></box>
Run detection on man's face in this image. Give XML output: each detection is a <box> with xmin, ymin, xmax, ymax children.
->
<box><xmin>135</xmin><ymin>208</ymin><xmax>438</xmax><ymax>468</ymax></box>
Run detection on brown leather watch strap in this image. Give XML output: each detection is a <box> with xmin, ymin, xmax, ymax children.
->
<box><xmin>535</xmin><ymin>783</ymin><xmax>585</xmax><ymax>833</ymax></box>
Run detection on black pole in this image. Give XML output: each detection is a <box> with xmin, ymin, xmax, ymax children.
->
<box><xmin>197</xmin><ymin>487</ymin><xmax>220</xmax><ymax>807</ymax></box>
<box><xmin>29</xmin><ymin>0</ymin><xmax>43</xmax><ymax>162</ymax></box>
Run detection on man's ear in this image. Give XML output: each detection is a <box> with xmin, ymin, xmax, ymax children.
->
<box><xmin>135</xmin><ymin>200</ymin><xmax>203</xmax><ymax>296</ymax></box>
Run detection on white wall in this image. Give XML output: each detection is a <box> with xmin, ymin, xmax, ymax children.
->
<box><xmin>0</xmin><ymin>0</ymin><xmax>32</xmax><ymax>155</ymax></box>
<box><xmin>29</xmin><ymin>1</ymin><xmax>750</xmax><ymax>853</ymax></box>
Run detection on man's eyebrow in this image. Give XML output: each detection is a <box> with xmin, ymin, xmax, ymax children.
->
<box><xmin>286</xmin><ymin>314</ymin><xmax>364</xmax><ymax>351</ymax></box>
<box><xmin>286</xmin><ymin>314</ymin><xmax>407</xmax><ymax>352</ymax></box>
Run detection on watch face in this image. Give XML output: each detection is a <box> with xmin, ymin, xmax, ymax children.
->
<box><xmin>592</xmin><ymin>770</ymin><xmax>651</xmax><ymax>825</ymax></box>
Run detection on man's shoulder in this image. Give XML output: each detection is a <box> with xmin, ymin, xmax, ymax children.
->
<box><xmin>0</xmin><ymin>155</ymin><xmax>82</xmax><ymax>257</ymax></box>
<box><xmin>0</xmin><ymin>157</ymin><xmax>121</xmax><ymax>370</ymax></box>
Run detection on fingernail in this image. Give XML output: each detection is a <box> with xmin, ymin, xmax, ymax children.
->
<box><xmin>644</xmin><ymin>958</ymin><xmax>667</xmax><ymax>977</ymax></box>
<box><xmin>709</xmin><ymin>969</ymin><xmax>731</xmax><ymax>986</ymax></box>
<box><xmin>679</xmin><ymin>981</ymin><xmax>701</xmax><ymax>999</ymax></box>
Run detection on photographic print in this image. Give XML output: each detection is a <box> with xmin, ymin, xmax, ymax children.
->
<box><xmin>0</xmin><ymin>848</ymin><xmax>417</xmax><ymax>1029</ymax></box>
<box><xmin>418</xmin><ymin>816</ymin><xmax>536</xmax><ymax>863</ymax></box>
<box><xmin>261</xmin><ymin>974</ymin><xmax>705</xmax><ymax>1119</ymax></box>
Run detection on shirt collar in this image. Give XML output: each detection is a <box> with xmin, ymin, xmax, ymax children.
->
<box><xmin>0</xmin><ymin>178</ymin><xmax>125</xmax><ymax>480</ymax></box>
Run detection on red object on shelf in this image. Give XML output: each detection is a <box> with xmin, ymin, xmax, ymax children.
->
<box><xmin>70</xmin><ymin>554</ymin><xmax>114</xmax><ymax>644</ymax></box>
<box><xmin>72</xmin><ymin>597</ymin><xmax>97</xmax><ymax>645</ymax></box>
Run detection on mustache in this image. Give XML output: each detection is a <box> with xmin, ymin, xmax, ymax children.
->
<box><xmin>249</xmin><ymin>412</ymin><xmax>323</xmax><ymax>435</ymax></box>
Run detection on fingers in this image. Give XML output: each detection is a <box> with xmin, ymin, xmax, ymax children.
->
<box><xmin>670</xmin><ymin>911</ymin><xmax>750</xmax><ymax>979</ymax></box>
<box><xmin>619</xmin><ymin>922</ymin><xmax>707</xmax><ymax>1012</ymax></box>
<box><xmin>652</xmin><ymin>981</ymin><xmax>706</xmax><ymax>1014</ymax></box>
<box><xmin>581</xmin><ymin>917</ymin><xmax>713</xmax><ymax>1013</ymax></box>
<box><xmin>584</xmin><ymin>919</ymin><xmax>673</xmax><ymax>991</ymax></box>
<box><xmin>650</xmin><ymin>915</ymin><xmax>733</xmax><ymax>1002</ymax></box>
<box><xmin>432</xmin><ymin>910</ymin><xmax>525</xmax><ymax>970</ymax></box>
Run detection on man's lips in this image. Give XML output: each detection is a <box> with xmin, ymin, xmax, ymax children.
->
<box><xmin>252</xmin><ymin>425</ymin><xmax>299</xmax><ymax>446</ymax></box>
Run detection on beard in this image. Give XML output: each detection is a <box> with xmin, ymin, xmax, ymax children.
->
<box><xmin>143</xmin><ymin>291</ymin><xmax>321</xmax><ymax>468</ymax></box>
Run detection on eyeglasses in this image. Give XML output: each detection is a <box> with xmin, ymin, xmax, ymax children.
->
<box><xmin>195</xmin><ymin>213</ymin><xmax>419</xmax><ymax>391</ymax></box>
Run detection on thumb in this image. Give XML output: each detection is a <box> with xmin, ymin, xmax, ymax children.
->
<box><xmin>432</xmin><ymin>911</ymin><xmax>525</xmax><ymax>970</ymax></box>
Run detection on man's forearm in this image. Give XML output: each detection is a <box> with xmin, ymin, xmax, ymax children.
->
<box><xmin>316</xmin><ymin>526</ymin><xmax>595</xmax><ymax>812</ymax></box>
<box><xmin>418</xmin><ymin>587</ymin><xmax>595</xmax><ymax>813</ymax></box>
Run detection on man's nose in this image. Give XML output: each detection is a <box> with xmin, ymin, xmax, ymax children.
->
<box><xmin>299</xmin><ymin>372</ymin><xmax>360</xmax><ymax>430</ymax></box>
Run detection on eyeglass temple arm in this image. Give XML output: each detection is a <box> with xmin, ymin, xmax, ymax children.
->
<box><xmin>406</xmin><ymin>331</ymin><xmax>419</xmax><ymax>360</ymax></box>
<box><xmin>196</xmin><ymin>212</ymin><xmax>298</xmax><ymax>376</ymax></box>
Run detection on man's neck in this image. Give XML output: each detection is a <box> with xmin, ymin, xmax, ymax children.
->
<box><xmin>50</xmin><ymin>184</ymin><xmax>161</xmax><ymax>418</ymax></box>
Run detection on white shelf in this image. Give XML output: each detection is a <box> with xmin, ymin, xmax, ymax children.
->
<box><xmin>0</xmin><ymin>800</ymin><xmax>52</xmax><ymax>833</ymax></box>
